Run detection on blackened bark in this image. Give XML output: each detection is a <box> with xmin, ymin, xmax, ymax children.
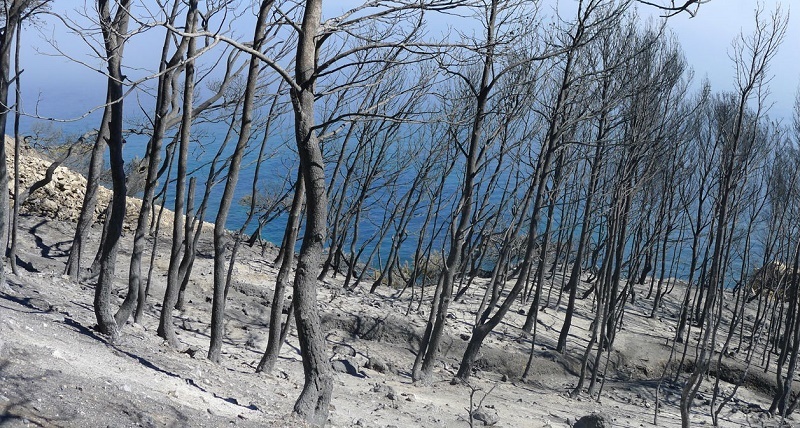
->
<box><xmin>159</xmin><ymin>0</ymin><xmax>198</xmax><ymax>347</ymax></box>
<box><xmin>0</xmin><ymin>0</ymin><xmax>25</xmax><ymax>284</ymax></box>
<box><xmin>94</xmin><ymin>0</ymin><xmax>132</xmax><ymax>340</ymax></box>
<box><xmin>121</xmin><ymin>0</ymin><xmax>187</xmax><ymax>326</ymax></box>
<box><xmin>413</xmin><ymin>0</ymin><xmax>498</xmax><ymax>384</ymax></box>
<box><xmin>208</xmin><ymin>0</ymin><xmax>274</xmax><ymax>362</ymax></box>
<box><xmin>258</xmin><ymin>169</ymin><xmax>304</xmax><ymax>374</ymax></box>
<box><xmin>289</xmin><ymin>1</ymin><xmax>333</xmax><ymax>425</ymax></box>
<box><xmin>8</xmin><ymin>18</ymin><xmax>22</xmax><ymax>275</ymax></box>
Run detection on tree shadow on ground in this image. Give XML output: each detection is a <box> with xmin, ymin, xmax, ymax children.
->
<box><xmin>112</xmin><ymin>345</ymin><xmax>259</xmax><ymax>412</ymax></box>
<box><xmin>0</xmin><ymin>360</ymin><xmax>78</xmax><ymax>427</ymax></box>
<box><xmin>27</xmin><ymin>219</ymin><xmax>71</xmax><ymax>259</ymax></box>
<box><xmin>0</xmin><ymin>292</ymin><xmax>53</xmax><ymax>314</ymax></box>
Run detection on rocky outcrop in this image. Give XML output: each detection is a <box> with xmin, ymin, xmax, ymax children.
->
<box><xmin>4</xmin><ymin>135</ymin><xmax>170</xmax><ymax>230</ymax></box>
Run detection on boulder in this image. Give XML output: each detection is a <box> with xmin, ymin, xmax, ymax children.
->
<box><xmin>331</xmin><ymin>359</ymin><xmax>364</xmax><ymax>378</ymax></box>
<box><xmin>472</xmin><ymin>406</ymin><xmax>499</xmax><ymax>426</ymax></box>
<box><xmin>365</xmin><ymin>355</ymin><xmax>395</xmax><ymax>374</ymax></box>
<box><xmin>574</xmin><ymin>412</ymin><xmax>611</xmax><ymax>428</ymax></box>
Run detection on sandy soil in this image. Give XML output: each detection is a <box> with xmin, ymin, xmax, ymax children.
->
<box><xmin>0</xmin><ymin>148</ymin><xmax>795</xmax><ymax>427</ymax></box>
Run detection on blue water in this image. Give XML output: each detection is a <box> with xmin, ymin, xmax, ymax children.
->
<box><xmin>18</xmin><ymin>99</ymin><xmax>761</xmax><ymax>288</ymax></box>
<box><xmin>23</xmin><ymin>112</ymin><xmax>279</xmax><ymax>234</ymax></box>
<box><xmin>19</xmin><ymin>109</ymin><xmax>472</xmax><ymax>269</ymax></box>
<box><xmin>125</xmin><ymin>122</ymin><xmax>294</xmax><ymax>245</ymax></box>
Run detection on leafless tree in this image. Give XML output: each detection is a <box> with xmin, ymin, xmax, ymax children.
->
<box><xmin>158</xmin><ymin>0</ymin><xmax>200</xmax><ymax>348</ymax></box>
<box><xmin>7</xmin><ymin>0</ymin><xmax>52</xmax><ymax>274</ymax></box>
<box><xmin>415</xmin><ymin>0</ymin><xmax>541</xmax><ymax>384</ymax></box>
<box><xmin>452</xmin><ymin>0</ymin><xmax>631</xmax><ymax>384</ymax></box>
<box><xmin>678</xmin><ymin>6</ymin><xmax>787</xmax><ymax>426</ymax></box>
<box><xmin>91</xmin><ymin>0</ymin><xmax>132</xmax><ymax>340</ymax></box>
<box><xmin>0</xmin><ymin>0</ymin><xmax>52</xmax><ymax>282</ymax></box>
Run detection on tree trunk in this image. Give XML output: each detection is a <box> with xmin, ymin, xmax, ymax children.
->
<box><xmin>0</xmin><ymin>0</ymin><xmax>25</xmax><ymax>285</ymax></box>
<box><xmin>208</xmin><ymin>0</ymin><xmax>273</xmax><ymax>363</ymax></box>
<box><xmin>158</xmin><ymin>0</ymin><xmax>198</xmax><ymax>347</ymax></box>
<box><xmin>65</xmin><ymin>106</ymin><xmax>110</xmax><ymax>280</ymax></box>
<box><xmin>120</xmin><ymin>0</ymin><xmax>187</xmax><ymax>326</ymax></box>
<box><xmin>175</xmin><ymin>177</ymin><xmax>197</xmax><ymax>311</ymax></box>
<box><xmin>258</xmin><ymin>169</ymin><xmax>304</xmax><ymax>374</ymax></box>
<box><xmin>8</xmin><ymin>18</ymin><xmax>22</xmax><ymax>275</ymax></box>
<box><xmin>413</xmin><ymin>0</ymin><xmax>498</xmax><ymax>384</ymax></box>
<box><xmin>94</xmin><ymin>0</ymin><xmax>132</xmax><ymax>341</ymax></box>
<box><xmin>289</xmin><ymin>2</ymin><xmax>333</xmax><ymax>425</ymax></box>
<box><xmin>557</xmin><ymin>124</ymin><xmax>605</xmax><ymax>352</ymax></box>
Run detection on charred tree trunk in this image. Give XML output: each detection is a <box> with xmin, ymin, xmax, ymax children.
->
<box><xmin>65</xmin><ymin>110</ymin><xmax>110</xmax><ymax>280</ymax></box>
<box><xmin>258</xmin><ymin>169</ymin><xmax>304</xmax><ymax>374</ymax></box>
<box><xmin>93</xmin><ymin>0</ymin><xmax>132</xmax><ymax>341</ymax></box>
<box><xmin>413</xmin><ymin>0</ymin><xmax>498</xmax><ymax>384</ymax></box>
<box><xmin>0</xmin><ymin>0</ymin><xmax>26</xmax><ymax>284</ymax></box>
<box><xmin>288</xmin><ymin>2</ymin><xmax>333</xmax><ymax>424</ymax></box>
<box><xmin>158</xmin><ymin>0</ymin><xmax>198</xmax><ymax>347</ymax></box>
<box><xmin>120</xmin><ymin>0</ymin><xmax>188</xmax><ymax>326</ymax></box>
<box><xmin>207</xmin><ymin>0</ymin><xmax>273</xmax><ymax>363</ymax></box>
<box><xmin>8</xmin><ymin>18</ymin><xmax>22</xmax><ymax>275</ymax></box>
<box><xmin>557</xmin><ymin>117</ymin><xmax>605</xmax><ymax>352</ymax></box>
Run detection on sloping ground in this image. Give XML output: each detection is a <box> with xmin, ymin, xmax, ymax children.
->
<box><xmin>0</xmin><ymin>140</ymin><xmax>794</xmax><ymax>427</ymax></box>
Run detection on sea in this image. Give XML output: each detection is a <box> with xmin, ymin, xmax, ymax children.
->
<box><xmin>18</xmin><ymin>96</ymin><xmax>465</xmax><ymax>274</ymax></box>
<box><xmin>22</xmin><ymin>110</ymin><xmax>306</xmax><ymax>249</ymax></box>
<box><xmin>16</xmin><ymin>84</ymin><xmax>757</xmax><ymax>289</ymax></box>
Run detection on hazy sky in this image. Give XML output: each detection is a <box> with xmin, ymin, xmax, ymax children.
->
<box><xmin>663</xmin><ymin>0</ymin><xmax>799</xmax><ymax>120</ymax></box>
<box><xmin>18</xmin><ymin>1</ymin><xmax>800</xmax><ymax>132</ymax></box>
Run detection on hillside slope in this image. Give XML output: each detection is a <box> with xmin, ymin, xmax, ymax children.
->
<box><xmin>0</xmin><ymin>140</ymin><xmax>791</xmax><ymax>427</ymax></box>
